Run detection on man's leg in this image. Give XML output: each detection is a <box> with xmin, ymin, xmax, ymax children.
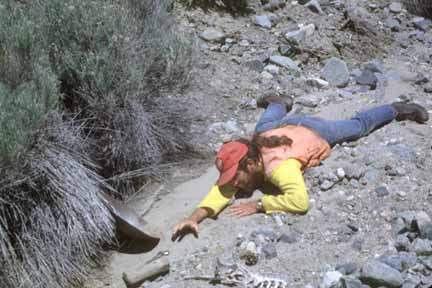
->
<box><xmin>294</xmin><ymin>105</ymin><xmax>398</xmax><ymax>146</ymax></box>
<box><xmin>255</xmin><ymin>102</ymin><xmax>288</xmax><ymax>134</ymax></box>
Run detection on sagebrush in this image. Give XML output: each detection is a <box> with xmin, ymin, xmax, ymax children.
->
<box><xmin>0</xmin><ymin>0</ymin><xmax>194</xmax><ymax>287</ymax></box>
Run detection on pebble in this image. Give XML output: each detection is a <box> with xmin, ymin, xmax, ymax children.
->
<box><xmin>375</xmin><ymin>186</ymin><xmax>390</xmax><ymax>197</ymax></box>
<box><xmin>269</xmin><ymin>55</ymin><xmax>299</xmax><ymax>71</ymax></box>
<box><xmin>199</xmin><ymin>28</ymin><xmax>226</xmax><ymax>43</ymax></box>
<box><xmin>321</xmin><ymin>57</ymin><xmax>350</xmax><ymax>87</ymax></box>
<box><xmin>254</xmin><ymin>15</ymin><xmax>272</xmax><ymax>29</ymax></box>
<box><xmin>322</xmin><ymin>271</ymin><xmax>343</xmax><ymax>288</ymax></box>
<box><xmin>360</xmin><ymin>260</ymin><xmax>404</xmax><ymax>288</ymax></box>
<box><xmin>305</xmin><ymin>0</ymin><xmax>324</xmax><ymax>14</ymax></box>
<box><xmin>389</xmin><ymin>2</ymin><xmax>403</xmax><ymax>14</ymax></box>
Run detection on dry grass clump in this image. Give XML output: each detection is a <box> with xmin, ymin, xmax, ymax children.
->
<box><xmin>402</xmin><ymin>0</ymin><xmax>432</xmax><ymax>18</ymax></box>
<box><xmin>178</xmin><ymin>0</ymin><xmax>250</xmax><ymax>14</ymax></box>
<box><xmin>0</xmin><ymin>0</ymin><xmax>194</xmax><ymax>286</ymax></box>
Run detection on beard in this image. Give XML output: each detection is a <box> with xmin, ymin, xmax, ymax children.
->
<box><xmin>235</xmin><ymin>169</ymin><xmax>265</xmax><ymax>199</ymax></box>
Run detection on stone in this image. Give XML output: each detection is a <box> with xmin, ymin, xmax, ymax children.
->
<box><xmin>264</xmin><ymin>64</ymin><xmax>280</xmax><ymax>75</ymax></box>
<box><xmin>423</xmin><ymin>83</ymin><xmax>432</xmax><ymax>93</ymax></box>
<box><xmin>411</xmin><ymin>238</ymin><xmax>432</xmax><ymax>256</ymax></box>
<box><xmin>251</xmin><ymin>229</ymin><xmax>279</xmax><ymax>242</ymax></box>
<box><xmin>296</xmin><ymin>94</ymin><xmax>320</xmax><ymax>108</ymax></box>
<box><xmin>254</xmin><ymin>15</ymin><xmax>272</xmax><ymax>29</ymax></box>
<box><xmin>305</xmin><ymin>0</ymin><xmax>324</xmax><ymax>14</ymax></box>
<box><xmin>384</xmin><ymin>18</ymin><xmax>402</xmax><ymax>32</ymax></box>
<box><xmin>342</xmin><ymin>277</ymin><xmax>363</xmax><ymax>288</ymax></box>
<box><xmin>352</xmin><ymin>239</ymin><xmax>363</xmax><ymax>251</ymax></box>
<box><xmin>355</xmin><ymin>70</ymin><xmax>378</xmax><ymax>89</ymax></box>
<box><xmin>269</xmin><ymin>55</ymin><xmax>299</xmax><ymax>71</ymax></box>
<box><xmin>279</xmin><ymin>44</ymin><xmax>295</xmax><ymax>56</ymax></box>
<box><xmin>322</xmin><ymin>271</ymin><xmax>343</xmax><ymax>288</ymax></box>
<box><xmin>336</xmin><ymin>263</ymin><xmax>358</xmax><ymax>275</ymax></box>
<box><xmin>200</xmin><ymin>28</ymin><xmax>226</xmax><ymax>43</ymax></box>
<box><xmin>306</xmin><ymin>78</ymin><xmax>329</xmax><ymax>88</ymax></box>
<box><xmin>336</xmin><ymin>168</ymin><xmax>346</xmax><ymax>180</ymax></box>
<box><xmin>262</xmin><ymin>244</ymin><xmax>278</xmax><ymax>259</ymax></box>
<box><xmin>321</xmin><ymin>57</ymin><xmax>350</xmax><ymax>88</ymax></box>
<box><xmin>375</xmin><ymin>186</ymin><xmax>390</xmax><ymax>197</ymax></box>
<box><xmin>244</xmin><ymin>60</ymin><xmax>265</xmax><ymax>73</ymax></box>
<box><xmin>321</xmin><ymin>180</ymin><xmax>335</xmax><ymax>191</ymax></box>
<box><xmin>279</xmin><ymin>232</ymin><xmax>300</xmax><ymax>243</ymax></box>
<box><xmin>364</xmin><ymin>59</ymin><xmax>385</xmax><ymax>74</ymax></box>
<box><xmin>389</xmin><ymin>2</ymin><xmax>403</xmax><ymax>14</ymax></box>
<box><xmin>379</xmin><ymin>252</ymin><xmax>417</xmax><ymax>272</ymax></box>
<box><xmin>284</xmin><ymin>29</ymin><xmax>307</xmax><ymax>45</ymax></box>
<box><xmin>420</xmin><ymin>223</ymin><xmax>432</xmax><ymax>240</ymax></box>
<box><xmin>413</xmin><ymin>211</ymin><xmax>432</xmax><ymax>233</ymax></box>
<box><xmin>394</xmin><ymin>234</ymin><xmax>411</xmax><ymax>252</ymax></box>
<box><xmin>412</xmin><ymin>17</ymin><xmax>432</xmax><ymax>31</ymax></box>
<box><xmin>261</xmin><ymin>71</ymin><xmax>273</xmax><ymax>80</ymax></box>
<box><xmin>359</xmin><ymin>260</ymin><xmax>404</xmax><ymax>288</ymax></box>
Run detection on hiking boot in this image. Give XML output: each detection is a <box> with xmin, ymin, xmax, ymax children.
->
<box><xmin>256</xmin><ymin>93</ymin><xmax>293</xmax><ymax>112</ymax></box>
<box><xmin>391</xmin><ymin>102</ymin><xmax>429</xmax><ymax>123</ymax></box>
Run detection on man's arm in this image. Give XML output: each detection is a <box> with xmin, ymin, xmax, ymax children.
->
<box><xmin>171</xmin><ymin>185</ymin><xmax>236</xmax><ymax>241</ymax></box>
<box><xmin>261</xmin><ymin>159</ymin><xmax>309</xmax><ymax>214</ymax></box>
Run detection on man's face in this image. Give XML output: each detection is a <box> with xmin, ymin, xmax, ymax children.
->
<box><xmin>229</xmin><ymin>162</ymin><xmax>263</xmax><ymax>197</ymax></box>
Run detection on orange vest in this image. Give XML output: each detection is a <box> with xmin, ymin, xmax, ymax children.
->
<box><xmin>258</xmin><ymin>125</ymin><xmax>331</xmax><ymax>177</ymax></box>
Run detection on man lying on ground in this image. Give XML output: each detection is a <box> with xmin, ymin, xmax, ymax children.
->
<box><xmin>172</xmin><ymin>96</ymin><xmax>429</xmax><ymax>241</ymax></box>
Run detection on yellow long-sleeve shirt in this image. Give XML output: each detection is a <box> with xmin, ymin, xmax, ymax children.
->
<box><xmin>197</xmin><ymin>159</ymin><xmax>308</xmax><ymax>216</ymax></box>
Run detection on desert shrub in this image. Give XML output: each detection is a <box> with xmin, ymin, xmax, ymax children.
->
<box><xmin>402</xmin><ymin>0</ymin><xmax>432</xmax><ymax>18</ymax></box>
<box><xmin>0</xmin><ymin>0</ymin><xmax>193</xmax><ymax>287</ymax></box>
<box><xmin>0</xmin><ymin>113</ymin><xmax>115</xmax><ymax>288</ymax></box>
<box><xmin>178</xmin><ymin>0</ymin><xmax>250</xmax><ymax>14</ymax></box>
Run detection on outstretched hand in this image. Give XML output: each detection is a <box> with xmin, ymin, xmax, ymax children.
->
<box><xmin>228</xmin><ymin>201</ymin><xmax>258</xmax><ymax>217</ymax></box>
<box><xmin>171</xmin><ymin>219</ymin><xmax>199</xmax><ymax>242</ymax></box>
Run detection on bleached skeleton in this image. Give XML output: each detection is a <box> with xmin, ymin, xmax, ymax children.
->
<box><xmin>185</xmin><ymin>258</ymin><xmax>289</xmax><ymax>288</ymax></box>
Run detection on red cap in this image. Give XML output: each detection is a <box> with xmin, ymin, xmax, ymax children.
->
<box><xmin>215</xmin><ymin>141</ymin><xmax>248</xmax><ymax>186</ymax></box>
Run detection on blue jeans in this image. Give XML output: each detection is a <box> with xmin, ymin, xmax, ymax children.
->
<box><xmin>255</xmin><ymin>103</ymin><xmax>397</xmax><ymax>147</ymax></box>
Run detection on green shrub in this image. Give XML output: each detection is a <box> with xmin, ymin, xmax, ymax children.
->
<box><xmin>0</xmin><ymin>0</ymin><xmax>194</xmax><ymax>287</ymax></box>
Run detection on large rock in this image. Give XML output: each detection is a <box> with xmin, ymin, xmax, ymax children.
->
<box><xmin>360</xmin><ymin>260</ymin><xmax>404</xmax><ymax>288</ymax></box>
<box><xmin>411</xmin><ymin>238</ymin><xmax>432</xmax><ymax>256</ymax></box>
<box><xmin>254</xmin><ymin>15</ymin><xmax>272</xmax><ymax>29</ymax></box>
<box><xmin>199</xmin><ymin>28</ymin><xmax>226</xmax><ymax>43</ymax></box>
<box><xmin>269</xmin><ymin>55</ymin><xmax>299</xmax><ymax>71</ymax></box>
<box><xmin>321</xmin><ymin>57</ymin><xmax>350</xmax><ymax>87</ymax></box>
<box><xmin>322</xmin><ymin>271</ymin><xmax>343</xmax><ymax>288</ymax></box>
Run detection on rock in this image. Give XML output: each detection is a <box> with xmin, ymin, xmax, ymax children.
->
<box><xmin>262</xmin><ymin>244</ymin><xmax>277</xmax><ymax>259</ymax></box>
<box><xmin>269</xmin><ymin>55</ymin><xmax>299</xmax><ymax>71</ymax></box>
<box><xmin>412</xmin><ymin>211</ymin><xmax>431</xmax><ymax>234</ymax></box>
<box><xmin>336</xmin><ymin>263</ymin><xmax>358</xmax><ymax>275</ymax></box>
<box><xmin>394</xmin><ymin>234</ymin><xmax>411</xmax><ymax>252</ymax></box>
<box><xmin>322</xmin><ymin>271</ymin><xmax>343</xmax><ymax>288</ymax></box>
<box><xmin>254</xmin><ymin>15</ymin><xmax>272</xmax><ymax>29</ymax></box>
<box><xmin>389</xmin><ymin>2</ymin><xmax>403</xmax><ymax>13</ymax></box>
<box><xmin>279</xmin><ymin>44</ymin><xmax>296</xmax><ymax>56</ymax></box>
<box><xmin>420</xmin><ymin>223</ymin><xmax>432</xmax><ymax>240</ymax></box>
<box><xmin>261</xmin><ymin>71</ymin><xmax>274</xmax><ymax>80</ymax></box>
<box><xmin>306</xmin><ymin>78</ymin><xmax>329</xmax><ymax>88</ymax></box>
<box><xmin>342</xmin><ymin>277</ymin><xmax>363</xmax><ymax>288</ymax></box>
<box><xmin>296</xmin><ymin>94</ymin><xmax>320</xmax><ymax>108</ymax></box>
<box><xmin>264</xmin><ymin>64</ymin><xmax>280</xmax><ymax>75</ymax></box>
<box><xmin>321</xmin><ymin>180</ymin><xmax>335</xmax><ymax>191</ymax></box>
<box><xmin>200</xmin><ymin>28</ymin><xmax>225</xmax><ymax>43</ymax></box>
<box><xmin>364</xmin><ymin>59</ymin><xmax>385</xmax><ymax>74</ymax></box>
<box><xmin>284</xmin><ymin>29</ymin><xmax>307</xmax><ymax>45</ymax></box>
<box><xmin>355</xmin><ymin>70</ymin><xmax>378</xmax><ymax>89</ymax></box>
<box><xmin>411</xmin><ymin>238</ymin><xmax>432</xmax><ymax>256</ymax></box>
<box><xmin>384</xmin><ymin>18</ymin><xmax>402</xmax><ymax>31</ymax></box>
<box><xmin>352</xmin><ymin>239</ymin><xmax>363</xmax><ymax>251</ymax></box>
<box><xmin>359</xmin><ymin>260</ymin><xmax>404</xmax><ymax>288</ymax></box>
<box><xmin>239</xmin><ymin>241</ymin><xmax>259</xmax><ymax>266</ymax></box>
<box><xmin>379</xmin><ymin>252</ymin><xmax>417</xmax><ymax>272</ymax></box>
<box><xmin>321</xmin><ymin>57</ymin><xmax>350</xmax><ymax>88</ymax></box>
<box><xmin>251</xmin><ymin>229</ymin><xmax>279</xmax><ymax>242</ymax></box>
<box><xmin>284</xmin><ymin>24</ymin><xmax>315</xmax><ymax>45</ymax></box>
<box><xmin>263</xmin><ymin>0</ymin><xmax>285</xmax><ymax>11</ymax></box>
<box><xmin>336</xmin><ymin>168</ymin><xmax>346</xmax><ymax>180</ymax></box>
<box><xmin>412</xmin><ymin>17</ymin><xmax>432</xmax><ymax>31</ymax></box>
<box><xmin>279</xmin><ymin>232</ymin><xmax>300</xmax><ymax>244</ymax></box>
<box><xmin>392</xmin><ymin>217</ymin><xmax>409</xmax><ymax>236</ymax></box>
<box><xmin>305</xmin><ymin>0</ymin><xmax>324</xmax><ymax>14</ymax></box>
<box><xmin>244</xmin><ymin>60</ymin><xmax>265</xmax><ymax>73</ymax></box>
<box><xmin>375</xmin><ymin>186</ymin><xmax>390</xmax><ymax>197</ymax></box>
<box><xmin>423</xmin><ymin>83</ymin><xmax>432</xmax><ymax>93</ymax></box>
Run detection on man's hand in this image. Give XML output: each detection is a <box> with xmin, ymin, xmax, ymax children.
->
<box><xmin>171</xmin><ymin>219</ymin><xmax>199</xmax><ymax>242</ymax></box>
<box><xmin>228</xmin><ymin>201</ymin><xmax>258</xmax><ymax>217</ymax></box>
